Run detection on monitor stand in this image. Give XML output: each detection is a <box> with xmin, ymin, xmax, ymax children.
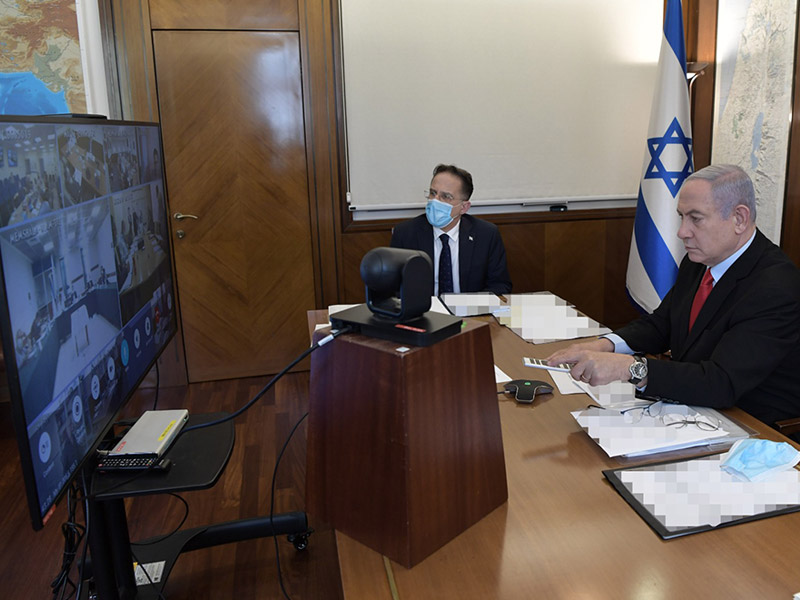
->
<box><xmin>83</xmin><ymin>412</ymin><xmax>311</xmax><ymax>599</ymax></box>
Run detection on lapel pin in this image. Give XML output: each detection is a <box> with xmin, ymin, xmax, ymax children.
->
<box><xmin>469</xmin><ymin>236</ymin><xmax>473</xmax><ymax>241</ymax></box>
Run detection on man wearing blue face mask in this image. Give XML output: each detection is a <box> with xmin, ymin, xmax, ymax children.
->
<box><xmin>390</xmin><ymin>164</ymin><xmax>512</xmax><ymax>295</ymax></box>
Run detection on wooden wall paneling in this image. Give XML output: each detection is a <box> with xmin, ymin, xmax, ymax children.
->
<box><xmin>782</xmin><ymin>6</ymin><xmax>800</xmax><ymax>264</ymax></box>
<box><xmin>497</xmin><ymin>221</ymin><xmax>547</xmax><ymax>294</ymax></box>
<box><xmin>97</xmin><ymin>0</ymin><xmax>122</xmax><ymax>118</ymax></box>
<box><xmin>543</xmin><ymin>219</ymin><xmax>607</xmax><ymax>323</ymax></box>
<box><xmin>109</xmin><ymin>0</ymin><xmax>159</xmax><ymax>121</ymax></box>
<box><xmin>148</xmin><ymin>0</ymin><xmax>298</xmax><ymax>30</ymax></box>
<box><xmin>153</xmin><ymin>30</ymin><xmax>317</xmax><ymax>382</ymax></box>
<box><xmin>603</xmin><ymin>216</ymin><xmax>641</xmax><ymax>329</ymax></box>
<box><xmin>340</xmin><ymin>228</ymin><xmax>393</xmax><ymax>303</ymax></box>
<box><xmin>685</xmin><ymin>0</ymin><xmax>718</xmax><ymax>171</ymax></box>
<box><xmin>298</xmin><ymin>0</ymin><xmax>347</xmax><ymax>308</ymax></box>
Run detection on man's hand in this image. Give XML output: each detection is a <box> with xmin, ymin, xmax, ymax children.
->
<box><xmin>546</xmin><ymin>337</ymin><xmax>614</xmax><ymax>364</ymax></box>
<box><xmin>546</xmin><ymin>338</ymin><xmax>635</xmax><ymax>386</ymax></box>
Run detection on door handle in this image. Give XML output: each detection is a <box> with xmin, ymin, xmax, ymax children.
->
<box><xmin>174</xmin><ymin>212</ymin><xmax>199</xmax><ymax>221</ymax></box>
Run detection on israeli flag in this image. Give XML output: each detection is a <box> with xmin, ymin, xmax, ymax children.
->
<box><xmin>626</xmin><ymin>0</ymin><xmax>693</xmax><ymax>313</ymax></box>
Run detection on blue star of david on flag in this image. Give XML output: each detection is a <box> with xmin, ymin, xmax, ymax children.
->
<box><xmin>644</xmin><ymin>117</ymin><xmax>693</xmax><ymax>197</ymax></box>
<box><xmin>626</xmin><ymin>0</ymin><xmax>693</xmax><ymax>314</ymax></box>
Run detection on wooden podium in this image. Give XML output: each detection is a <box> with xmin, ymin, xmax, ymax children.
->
<box><xmin>307</xmin><ymin>319</ymin><xmax>508</xmax><ymax>567</ymax></box>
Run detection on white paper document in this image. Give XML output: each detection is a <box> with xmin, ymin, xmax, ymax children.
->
<box><xmin>572</xmin><ymin>404</ymin><xmax>748</xmax><ymax>458</ymax></box>
<box><xmin>440</xmin><ymin>292</ymin><xmax>502</xmax><ymax>316</ymax></box>
<box><xmin>494</xmin><ymin>365</ymin><xmax>512</xmax><ymax>384</ymax></box>
<box><xmin>616</xmin><ymin>453</ymin><xmax>800</xmax><ymax>530</ymax></box>
<box><xmin>327</xmin><ymin>304</ymin><xmax>360</xmax><ymax>319</ymax></box>
<box><xmin>545</xmin><ymin>369</ymin><xmax>638</xmax><ymax>407</ymax></box>
<box><xmin>428</xmin><ymin>296</ymin><xmax>452</xmax><ymax>315</ymax></box>
<box><xmin>495</xmin><ymin>293</ymin><xmax>611</xmax><ymax>343</ymax></box>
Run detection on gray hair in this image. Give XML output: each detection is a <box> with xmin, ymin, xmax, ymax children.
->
<box><xmin>684</xmin><ymin>164</ymin><xmax>756</xmax><ymax>221</ymax></box>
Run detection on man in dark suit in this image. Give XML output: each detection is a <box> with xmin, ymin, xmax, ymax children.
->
<box><xmin>390</xmin><ymin>164</ymin><xmax>512</xmax><ymax>295</ymax></box>
<box><xmin>547</xmin><ymin>164</ymin><xmax>800</xmax><ymax>430</ymax></box>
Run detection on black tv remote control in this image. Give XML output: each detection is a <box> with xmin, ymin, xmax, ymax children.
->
<box><xmin>96</xmin><ymin>454</ymin><xmax>172</xmax><ymax>473</ymax></box>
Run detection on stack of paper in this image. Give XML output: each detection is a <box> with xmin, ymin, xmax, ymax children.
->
<box><xmin>608</xmin><ymin>453</ymin><xmax>800</xmax><ymax>535</ymax></box>
<box><xmin>438</xmin><ymin>292</ymin><xmax>610</xmax><ymax>343</ymax></box>
<box><xmin>494</xmin><ymin>293</ymin><xmax>610</xmax><ymax>343</ymax></box>
<box><xmin>440</xmin><ymin>292</ymin><xmax>502</xmax><ymax>317</ymax></box>
<box><xmin>571</xmin><ymin>405</ymin><xmax>749</xmax><ymax>458</ymax></box>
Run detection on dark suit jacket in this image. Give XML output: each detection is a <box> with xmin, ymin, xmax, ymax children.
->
<box><xmin>616</xmin><ymin>230</ymin><xmax>800</xmax><ymax>427</ymax></box>
<box><xmin>390</xmin><ymin>214</ymin><xmax>512</xmax><ymax>295</ymax></box>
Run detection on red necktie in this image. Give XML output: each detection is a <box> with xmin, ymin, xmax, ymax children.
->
<box><xmin>688</xmin><ymin>269</ymin><xmax>714</xmax><ymax>331</ymax></box>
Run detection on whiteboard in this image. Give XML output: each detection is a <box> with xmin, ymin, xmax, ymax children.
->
<box><xmin>340</xmin><ymin>0</ymin><xmax>664</xmax><ymax>217</ymax></box>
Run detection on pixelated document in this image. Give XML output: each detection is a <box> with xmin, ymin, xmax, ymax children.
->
<box><xmin>440</xmin><ymin>292</ymin><xmax>502</xmax><ymax>317</ymax></box>
<box><xmin>494</xmin><ymin>293</ymin><xmax>610</xmax><ymax>343</ymax></box>
<box><xmin>572</xmin><ymin>406</ymin><xmax>731</xmax><ymax>457</ymax></box>
<box><xmin>606</xmin><ymin>453</ymin><xmax>800</xmax><ymax>536</ymax></box>
<box><xmin>548</xmin><ymin>371</ymin><xmax>637</xmax><ymax>406</ymax></box>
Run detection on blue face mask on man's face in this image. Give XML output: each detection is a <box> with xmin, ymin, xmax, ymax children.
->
<box><xmin>426</xmin><ymin>198</ymin><xmax>455</xmax><ymax>229</ymax></box>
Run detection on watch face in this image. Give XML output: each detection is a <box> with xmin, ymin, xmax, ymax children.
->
<box><xmin>630</xmin><ymin>361</ymin><xmax>647</xmax><ymax>379</ymax></box>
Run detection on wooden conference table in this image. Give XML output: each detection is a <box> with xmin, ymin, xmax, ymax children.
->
<box><xmin>309</xmin><ymin>310</ymin><xmax>800</xmax><ymax>599</ymax></box>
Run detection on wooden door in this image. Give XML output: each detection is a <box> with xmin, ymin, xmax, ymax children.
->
<box><xmin>153</xmin><ymin>31</ymin><xmax>316</xmax><ymax>382</ymax></box>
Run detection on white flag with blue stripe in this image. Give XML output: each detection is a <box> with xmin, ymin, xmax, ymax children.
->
<box><xmin>626</xmin><ymin>0</ymin><xmax>693</xmax><ymax>313</ymax></box>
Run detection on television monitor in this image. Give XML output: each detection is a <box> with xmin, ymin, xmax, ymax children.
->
<box><xmin>0</xmin><ymin>115</ymin><xmax>177</xmax><ymax>529</ymax></box>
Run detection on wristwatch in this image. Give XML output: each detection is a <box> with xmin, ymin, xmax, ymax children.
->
<box><xmin>628</xmin><ymin>355</ymin><xmax>648</xmax><ymax>386</ymax></box>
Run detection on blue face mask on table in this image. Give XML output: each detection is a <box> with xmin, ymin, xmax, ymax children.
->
<box><xmin>426</xmin><ymin>198</ymin><xmax>455</xmax><ymax>229</ymax></box>
<box><xmin>720</xmin><ymin>438</ymin><xmax>800</xmax><ymax>482</ymax></box>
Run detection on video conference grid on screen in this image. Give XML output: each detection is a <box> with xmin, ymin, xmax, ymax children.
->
<box><xmin>0</xmin><ymin>120</ymin><xmax>175</xmax><ymax>518</ymax></box>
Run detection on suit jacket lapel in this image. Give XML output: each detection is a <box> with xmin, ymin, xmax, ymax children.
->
<box><xmin>676</xmin><ymin>230</ymin><xmax>767</xmax><ymax>358</ymax></box>
<box><xmin>458</xmin><ymin>216</ymin><xmax>474</xmax><ymax>287</ymax></box>
<box><xmin>416</xmin><ymin>218</ymin><xmax>435</xmax><ymax>262</ymax></box>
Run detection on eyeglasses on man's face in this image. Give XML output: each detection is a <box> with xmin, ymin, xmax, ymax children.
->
<box><xmin>425</xmin><ymin>188</ymin><xmax>463</xmax><ymax>205</ymax></box>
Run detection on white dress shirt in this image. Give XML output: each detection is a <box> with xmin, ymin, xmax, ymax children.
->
<box><xmin>432</xmin><ymin>221</ymin><xmax>461</xmax><ymax>295</ymax></box>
